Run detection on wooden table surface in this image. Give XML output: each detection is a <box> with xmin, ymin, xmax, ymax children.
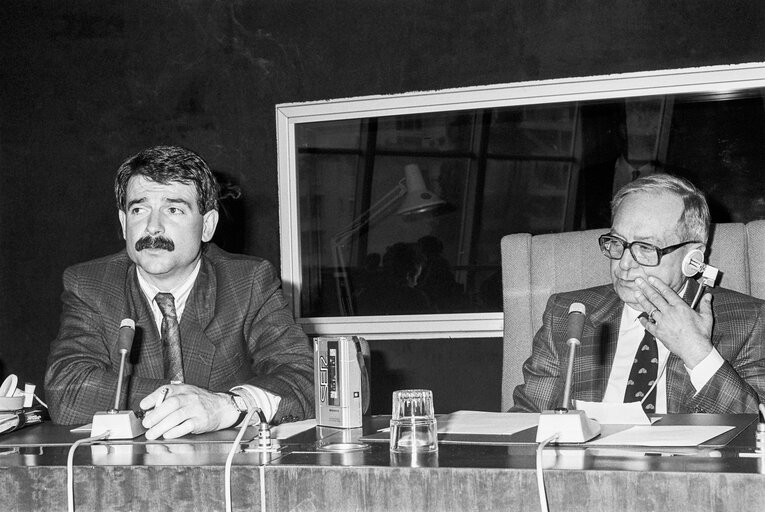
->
<box><xmin>2</xmin><ymin>414</ymin><xmax>764</xmax><ymax>512</ymax></box>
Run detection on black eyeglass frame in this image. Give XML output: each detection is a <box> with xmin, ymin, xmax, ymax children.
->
<box><xmin>598</xmin><ymin>233</ymin><xmax>700</xmax><ymax>267</ymax></box>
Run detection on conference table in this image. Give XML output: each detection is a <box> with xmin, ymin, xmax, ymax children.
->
<box><xmin>2</xmin><ymin>413</ymin><xmax>765</xmax><ymax>512</ymax></box>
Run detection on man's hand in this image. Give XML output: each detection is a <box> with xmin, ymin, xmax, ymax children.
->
<box><xmin>633</xmin><ymin>276</ymin><xmax>714</xmax><ymax>369</ymax></box>
<box><xmin>139</xmin><ymin>384</ymin><xmax>239</xmax><ymax>440</ymax></box>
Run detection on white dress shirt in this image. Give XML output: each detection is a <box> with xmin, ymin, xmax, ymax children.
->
<box><xmin>603</xmin><ymin>303</ymin><xmax>669</xmax><ymax>413</ymax></box>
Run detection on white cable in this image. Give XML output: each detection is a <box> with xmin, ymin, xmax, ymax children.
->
<box><xmin>225</xmin><ymin>409</ymin><xmax>257</xmax><ymax>512</ymax></box>
<box><xmin>259</xmin><ymin>464</ymin><xmax>266</xmax><ymax>512</ymax></box>
<box><xmin>690</xmin><ymin>284</ymin><xmax>705</xmax><ymax>310</ymax></box>
<box><xmin>67</xmin><ymin>431</ymin><xmax>111</xmax><ymax>512</ymax></box>
<box><xmin>535</xmin><ymin>433</ymin><xmax>559</xmax><ymax>512</ymax></box>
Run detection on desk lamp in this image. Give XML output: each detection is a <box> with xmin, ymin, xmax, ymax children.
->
<box><xmin>331</xmin><ymin>164</ymin><xmax>445</xmax><ymax>315</ymax></box>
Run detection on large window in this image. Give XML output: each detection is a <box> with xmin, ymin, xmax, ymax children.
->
<box><xmin>277</xmin><ymin>63</ymin><xmax>765</xmax><ymax>339</ymax></box>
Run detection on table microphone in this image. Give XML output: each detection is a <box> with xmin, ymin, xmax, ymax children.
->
<box><xmin>535</xmin><ymin>303</ymin><xmax>601</xmax><ymax>443</ymax></box>
<box><xmin>90</xmin><ymin>319</ymin><xmax>147</xmax><ymax>439</ymax></box>
<box><xmin>561</xmin><ymin>302</ymin><xmax>585</xmax><ymax>410</ymax></box>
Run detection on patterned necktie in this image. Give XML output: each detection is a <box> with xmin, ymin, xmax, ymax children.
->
<box><xmin>623</xmin><ymin>314</ymin><xmax>658</xmax><ymax>413</ymax></box>
<box><xmin>155</xmin><ymin>292</ymin><xmax>184</xmax><ymax>383</ymax></box>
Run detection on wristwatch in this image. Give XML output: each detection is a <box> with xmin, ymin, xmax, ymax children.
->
<box><xmin>223</xmin><ymin>391</ymin><xmax>248</xmax><ymax>426</ymax></box>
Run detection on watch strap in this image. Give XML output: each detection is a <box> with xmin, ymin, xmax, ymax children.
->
<box><xmin>221</xmin><ymin>391</ymin><xmax>248</xmax><ymax>427</ymax></box>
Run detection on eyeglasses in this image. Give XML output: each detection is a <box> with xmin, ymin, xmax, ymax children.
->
<box><xmin>598</xmin><ymin>234</ymin><xmax>699</xmax><ymax>267</ymax></box>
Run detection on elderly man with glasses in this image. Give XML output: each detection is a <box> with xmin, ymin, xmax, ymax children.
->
<box><xmin>512</xmin><ymin>173</ymin><xmax>765</xmax><ymax>414</ymax></box>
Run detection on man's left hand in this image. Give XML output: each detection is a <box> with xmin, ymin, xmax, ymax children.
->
<box><xmin>139</xmin><ymin>384</ymin><xmax>239</xmax><ymax>440</ymax></box>
<box><xmin>634</xmin><ymin>276</ymin><xmax>714</xmax><ymax>368</ymax></box>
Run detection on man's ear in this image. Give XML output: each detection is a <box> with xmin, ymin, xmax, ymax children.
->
<box><xmin>691</xmin><ymin>243</ymin><xmax>707</xmax><ymax>263</ymax></box>
<box><xmin>201</xmin><ymin>209</ymin><xmax>219</xmax><ymax>242</ymax></box>
<box><xmin>118</xmin><ymin>210</ymin><xmax>127</xmax><ymax>240</ymax></box>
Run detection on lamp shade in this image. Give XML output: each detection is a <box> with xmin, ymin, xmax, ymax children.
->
<box><xmin>395</xmin><ymin>164</ymin><xmax>446</xmax><ymax>216</ymax></box>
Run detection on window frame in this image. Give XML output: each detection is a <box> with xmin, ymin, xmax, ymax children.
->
<box><xmin>276</xmin><ymin>62</ymin><xmax>765</xmax><ymax>340</ymax></box>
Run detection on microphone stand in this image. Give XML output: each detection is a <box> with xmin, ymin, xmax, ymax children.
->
<box><xmin>91</xmin><ymin>319</ymin><xmax>147</xmax><ymax>439</ymax></box>
<box><xmin>560</xmin><ymin>335</ymin><xmax>579</xmax><ymax>411</ymax></box>
<box><xmin>109</xmin><ymin>347</ymin><xmax>129</xmax><ymax>412</ymax></box>
<box><xmin>535</xmin><ymin>304</ymin><xmax>601</xmax><ymax>443</ymax></box>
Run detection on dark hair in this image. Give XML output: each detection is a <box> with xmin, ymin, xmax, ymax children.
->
<box><xmin>114</xmin><ymin>145</ymin><xmax>220</xmax><ymax>214</ymax></box>
<box><xmin>611</xmin><ymin>173</ymin><xmax>710</xmax><ymax>243</ymax></box>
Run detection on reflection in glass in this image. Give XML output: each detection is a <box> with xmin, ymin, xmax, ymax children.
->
<box><xmin>296</xmin><ymin>89</ymin><xmax>765</xmax><ymax>318</ymax></box>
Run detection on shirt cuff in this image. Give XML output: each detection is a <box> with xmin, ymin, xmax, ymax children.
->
<box><xmin>230</xmin><ymin>384</ymin><xmax>282</xmax><ymax>423</ymax></box>
<box><xmin>685</xmin><ymin>347</ymin><xmax>725</xmax><ymax>392</ymax></box>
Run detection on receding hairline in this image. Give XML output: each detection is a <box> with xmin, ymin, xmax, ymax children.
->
<box><xmin>610</xmin><ymin>174</ymin><xmax>710</xmax><ymax>243</ymax></box>
<box><xmin>617</xmin><ymin>193</ymin><xmax>709</xmax><ymax>245</ymax></box>
<box><xmin>612</xmin><ymin>190</ymin><xmax>688</xmax><ymax>240</ymax></box>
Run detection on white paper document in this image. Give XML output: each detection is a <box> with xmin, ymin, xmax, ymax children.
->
<box><xmin>587</xmin><ymin>425</ymin><xmax>734</xmax><ymax>447</ymax></box>
<box><xmin>437</xmin><ymin>410</ymin><xmax>540</xmax><ymax>436</ymax></box>
<box><xmin>573</xmin><ymin>400</ymin><xmax>652</xmax><ymax>425</ymax></box>
<box><xmin>271</xmin><ymin>419</ymin><xmax>316</xmax><ymax>439</ymax></box>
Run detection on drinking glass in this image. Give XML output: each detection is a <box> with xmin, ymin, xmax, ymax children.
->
<box><xmin>389</xmin><ymin>389</ymin><xmax>438</xmax><ymax>453</ymax></box>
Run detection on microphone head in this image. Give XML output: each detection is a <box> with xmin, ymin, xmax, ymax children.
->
<box><xmin>117</xmin><ymin>318</ymin><xmax>135</xmax><ymax>353</ymax></box>
<box><xmin>568</xmin><ymin>302</ymin><xmax>586</xmax><ymax>316</ymax></box>
<box><xmin>566</xmin><ymin>302</ymin><xmax>586</xmax><ymax>343</ymax></box>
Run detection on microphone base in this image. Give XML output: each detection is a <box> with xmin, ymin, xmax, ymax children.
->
<box><xmin>536</xmin><ymin>409</ymin><xmax>601</xmax><ymax>443</ymax></box>
<box><xmin>91</xmin><ymin>410</ymin><xmax>147</xmax><ymax>439</ymax></box>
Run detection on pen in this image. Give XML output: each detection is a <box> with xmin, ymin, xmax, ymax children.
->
<box><xmin>155</xmin><ymin>386</ymin><xmax>169</xmax><ymax>407</ymax></box>
<box><xmin>136</xmin><ymin>386</ymin><xmax>170</xmax><ymax>419</ymax></box>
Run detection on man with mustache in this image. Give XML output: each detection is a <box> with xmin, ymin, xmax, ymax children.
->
<box><xmin>45</xmin><ymin>145</ymin><xmax>314</xmax><ymax>438</ymax></box>
<box><xmin>512</xmin><ymin>173</ymin><xmax>765</xmax><ymax>414</ymax></box>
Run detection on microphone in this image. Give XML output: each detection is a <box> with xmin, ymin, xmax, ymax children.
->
<box><xmin>110</xmin><ymin>319</ymin><xmax>135</xmax><ymax>411</ymax></box>
<box><xmin>91</xmin><ymin>319</ymin><xmax>147</xmax><ymax>439</ymax></box>
<box><xmin>117</xmin><ymin>318</ymin><xmax>135</xmax><ymax>351</ymax></box>
<box><xmin>535</xmin><ymin>302</ymin><xmax>600</xmax><ymax>443</ymax></box>
<box><xmin>560</xmin><ymin>303</ymin><xmax>586</xmax><ymax>410</ymax></box>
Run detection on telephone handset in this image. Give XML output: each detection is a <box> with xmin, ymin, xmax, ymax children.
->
<box><xmin>681</xmin><ymin>249</ymin><xmax>719</xmax><ymax>309</ymax></box>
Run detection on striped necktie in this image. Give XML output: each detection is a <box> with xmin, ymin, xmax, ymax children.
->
<box><xmin>155</xmin><ymin>292</ymin><xmax>184</xmax><ymax>383</ymax></box>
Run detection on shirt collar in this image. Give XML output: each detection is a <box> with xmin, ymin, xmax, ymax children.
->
<box><xmin>136</xmin><ymin>259</ymin><xmax>202</xmax><ymax>318</ymax></box>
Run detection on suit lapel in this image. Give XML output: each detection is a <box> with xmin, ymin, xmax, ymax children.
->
<box><xmin>178</xmin><ymin>253</ymin><xmax>217</xmax><ymax>388</ymax></box>
<box><xmin>125</xmin><ymin>265</ymin><xmax>165</xmax><ymax>379</ymax></box>
<box><xmin>569</xmin><ymin>286</ymin><xmax>623</xmax><ymax>403</ymax></box>
<box><xmin>188</xmin><ymin>249</ymin><xmax>217</xmax><ymax>330</ymax></box>
<box><xmin>592</xmin><ymin>294</ymin><xmax>623</xmax><ymax>373</ymax></box>
<box><xmin>666</xmin><ymin>278</ymin><xmax>701</xmax><ymax>412</ymax></box>
<box><xmin>589</xmin><ymin>290</ymin><xmax>623</xmax><ymax>401</ymax></box>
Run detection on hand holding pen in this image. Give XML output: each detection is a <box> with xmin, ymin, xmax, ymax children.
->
<box><xmin>138</xmin><ymin>384</ymin><xmax>240</xmax><ymax>440</ymax></box>
<box><xmin>136</xmin><ymin>385</ymin><xmax>170</xmax><ymax>420</ymax></box>
<box><xmin>155</xmin><ymin>386</ymin><xmax>169</xmax><ymax>406</ymax></box>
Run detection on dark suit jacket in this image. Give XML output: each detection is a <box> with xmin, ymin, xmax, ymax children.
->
<box><xmin>45</xmin><ymin>243</ymin><xmax>314</xmax><ymax>425</ymax></box>
<box><xmin>511</xmin><ymin>282</ymin><xmax>765</xmax><ymax>414</ymax></box>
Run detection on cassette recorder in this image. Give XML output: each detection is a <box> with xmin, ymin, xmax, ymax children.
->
<box><xmin>314</xmin><ymin>336</ymin><xmax>369</xmax><ymax>428</ymax></box>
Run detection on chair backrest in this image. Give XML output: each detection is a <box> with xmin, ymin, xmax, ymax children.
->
<box><xmin>499</xmin><ymin>219</ymin><xmax>765</xmax><ymax>411</ymax></box>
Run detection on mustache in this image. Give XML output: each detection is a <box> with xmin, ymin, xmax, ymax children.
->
<box><xmin>135</xmin><ymin>235</ymin><xmax>175</xmax><ymax>252</ymax></box>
